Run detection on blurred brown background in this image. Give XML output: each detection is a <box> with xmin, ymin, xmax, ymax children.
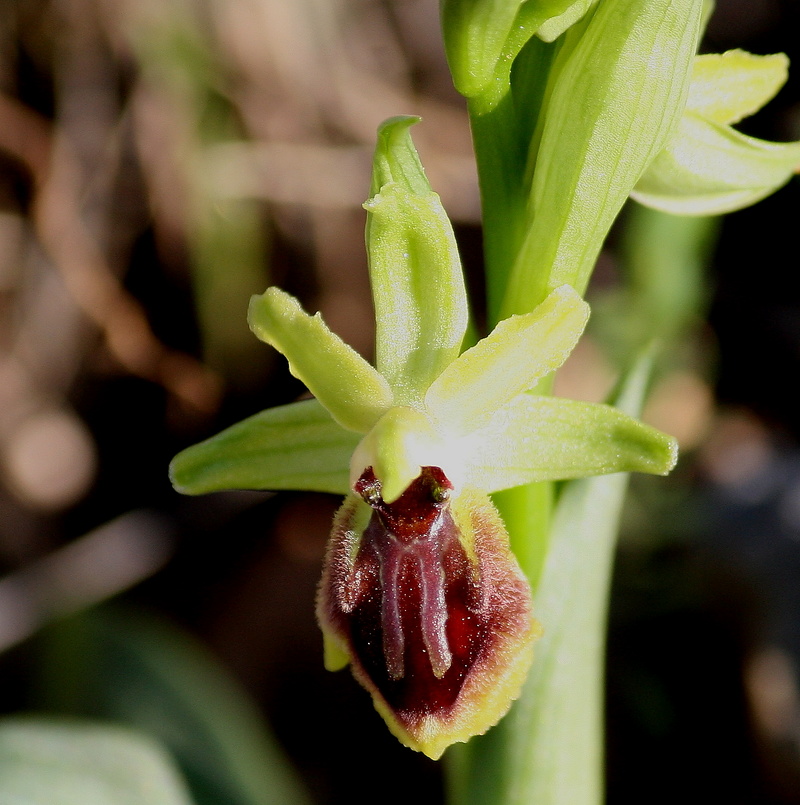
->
<box><xmin>0</xmin><ymin>0</ymin><xmax>799</xmax><ymax>803</ymax></box>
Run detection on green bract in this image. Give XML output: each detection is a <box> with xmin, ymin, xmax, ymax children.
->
<box><xmin>171</xmin><ymin>117</ymin><xmax>676</xmax><ymax>506</ymax></box>
<box><xmin>633</xmin><ymin>49</ymin><xmax>800</xmax><ymax>214</ymax></box>
<box><xmin>499</xmin><ymin>0</ymin><xmax>704</xmax><ymax>317</ymax></box>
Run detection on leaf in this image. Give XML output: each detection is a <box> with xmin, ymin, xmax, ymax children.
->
<box><xmin>687</xmin><ymin>50</ymin><xmax>788</xmax><ymax>125</ymax></box>
<box><xmin>631</xmin><ymin>113</ymin><xmax>800</xmax><ymax>215</ymax></box>
<box><xmin>425</xmin><ymin>285</ymin><xmax>589</xmax><ymax>433</ymax></box>
<box><xmin>463</xmin><ymin>394</ymin><xmax>678</xmax><ymax>493</ymax></box>
<box><xmin>457</xmin><ymin>355</ymin><xmax>657</xmax><ymax>805</ymax></box>
<box><xmin>170</xmin><ymin>398</ymin><xmax>358</xmax><ymax>496</ymax></box>
<box><xmin>248</xmin><ymin>288</ymin><xmax>393</xmax><ymax>433</ymax></box>
<box><xmin>40</xmin><ymin>608</ymin><xmax>312</xmax><ymax>805</ymax></box>
<box><xmin>501</xmin><ymin>0</ymin><xmax>704</xmax><ymax>316</ymax></box>
<box><xmin>0</xmin><ymin>718</ymin><xmax>196</xmax><ymax>805</ymax></box>
<box><xmin>366</xmin><ymin>118</ymin><xmax>468</xmax><ymax>406</ymax></box>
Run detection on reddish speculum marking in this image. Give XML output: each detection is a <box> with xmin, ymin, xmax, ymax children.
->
<box><xmin>327</xmin><ymin>466</ymin><xmax>511</xmax><ymax>719</ymax></box>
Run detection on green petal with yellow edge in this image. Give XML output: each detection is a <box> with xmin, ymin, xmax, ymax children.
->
<box><xmin>687</xmin><ymin>50</ymin><xmax>788</xmax><ymax>126</ymax></box>
<box><xmin>459</xmin><ymin>394</ymin><xmax>678</xmax><ymax>494</ymax></box>
<box><xmin>248</xmin><ymin>288</ymin><xmax>393</xmax><ymax>434</ymax></box>
<box><xmin>425</xmin><ymin>285</ymin><xmax>589</xmax><ymax>435</ymax></box>
<box><xmin>317</xmin><ymin>473</ymin><xmax>540</xmax><ymax>760</ymax></box>
<box><xmin>632</xmin><ymin>113</ymin><xmax>800</xmax><ymax>216</ymax></box>
<box><xmin>366</xmin><ymin>118</ymin><xmax>468</xmax><ymax>406</ymax></box>
<box><xmin>169</xmin><ymin>398</ymin><xmax>359</xmax><ymax>496</ymax></box>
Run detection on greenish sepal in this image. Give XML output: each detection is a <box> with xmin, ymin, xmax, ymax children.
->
<box><xmin>501</xmin><ymin>0</ymin><xmax>703</xmax><ymax>316</ymax></box>
<box><xmin>426</xmin><ymin>285</ymin><xmax>589</xmax><ymax>434</ymax></box>
<box><xmin>366</xmin><ymin>121</ymin><xmax>468</xmax><ymax>405</ymax></box>
<box><xmin>463</xmin><ymin>394</ymin><xmax>678</xmax><ymax>493</ymax></box>
<box><xmin>632</xmin><ymin>113</ymin><xmax>800</xmax><ymax>215</ymax></box>
<box><xmin>687</xmin><ymin>50</ymin><xmax>788</xmax><ymax>125</ymax></box>
<box><xmin>350</xmin><ymin>407</ymin><xmax>448</xmax><ymax>504</ymax></box>
<box><xmin>370</xmin><ymin>116</ymin><xmax>428</xmax><ymax>197</ymax></box>
<box><xmin>169</xmin><ymin>398</ymin><xmax>359</xmax><ymax>496</ymax></box>
<box><xmin>248</xmin><ymin>288</ymin><xmax>393</xmax><ymax>433</ymax></box>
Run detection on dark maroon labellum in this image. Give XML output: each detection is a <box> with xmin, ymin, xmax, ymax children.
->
<box><xmin>318</xmin><ymin>466</ymin><xmax>536</xmax><ymax>756</ymax></box>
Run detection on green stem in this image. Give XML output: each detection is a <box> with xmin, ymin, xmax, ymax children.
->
<box><xmin>467</xmin><ymin>35</ymin><xmax>559</xmax><ymax>325</ymax></box>
<box><xmin>467</xmin><ymin>94</ymin><xmax>529</xmax><ymax>324</ymax></box>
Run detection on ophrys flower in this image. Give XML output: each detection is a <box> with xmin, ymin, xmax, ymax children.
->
<box><xmin>170</xmin><ymin>117</ymin><xmax>677</xmax><ymax>758</ymax></box>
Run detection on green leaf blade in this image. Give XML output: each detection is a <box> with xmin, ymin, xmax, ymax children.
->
<box><xmin>0</xmin><ymin>718</ymin><xmax>196</xmax><ymax>805</ymax></box>
<box><xmin>502</xmin><ymin>0</ymin><xmax>704</xmax><ymax>315</ymax></box>
<box><xmin>170</xmin><ymin>398</ymin><xmax>358</xmax><ymax>496</ymax></box>
<box><xmin>484</xmin><ymin>356</ymin><xmax>657</xmax><ymax>805</ymax></box>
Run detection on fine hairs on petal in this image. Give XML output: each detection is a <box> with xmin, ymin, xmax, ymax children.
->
<box><xmin>317</xmin><ymin>469</ymin><xmax>541</xmax><ymax>759</ymax></box>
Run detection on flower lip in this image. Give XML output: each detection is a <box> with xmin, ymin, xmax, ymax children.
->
<box><xmin>354</xmin><ymin>466</ymin><xmax>457</xmax><ymax>681</ymax></box>
<box><xmin>318</xmin><ymin>465</ymin><xmax>538</xmax><ymax>757</ymax></box>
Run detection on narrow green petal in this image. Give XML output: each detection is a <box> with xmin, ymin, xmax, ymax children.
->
<box><xmin>248</xmin><ymin>288</ymin><xmax>393</xmax><ymax>433</ymax></box>
<box><xmin>632</xmin><ymin>113</ymin><xmax>800</xmax><ymax>215</ymax></box>
<box><xmin>461</xmin><ymin>394</ymin><xmax>678</xmax><ymax>493</ymax></box>
<box><xmin>425</xmin><ymin>285</ymin><xmax>589</xmax><ymax>434</ymax></box>
<box><xmin>688</xmin><ymin>50</ymin><xmax>789</xmax><ymax>126</ymax></box>
<box><xmin>366</xmin><ymin>119</ymin><xmax>468</xmax><ymax>406</ymax></box>
<box><xmin>169</xmin><ymin>399</ymin><xmax>359</xmax><ymax>496</ymax></box>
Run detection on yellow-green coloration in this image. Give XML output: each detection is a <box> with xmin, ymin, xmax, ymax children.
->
<box><xmin>633</xmin><ymin>48</ymin><xmax>800</xmax><ymax>215</ymax></box>
<box><xmin>170</xmin><ymin>118</ymin><xmax>679</xmax><ymax>758</ymax></box>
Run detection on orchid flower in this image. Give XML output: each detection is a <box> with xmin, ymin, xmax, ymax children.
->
<box><xmin>633</xmin><ymin>48</ymin><xmax>800</xmax><ymax>215</ymax></box>
<box><xmin>170</xmin><ymin>117</ymin><xmax>677</xmax><ymax>759</ymax></box>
